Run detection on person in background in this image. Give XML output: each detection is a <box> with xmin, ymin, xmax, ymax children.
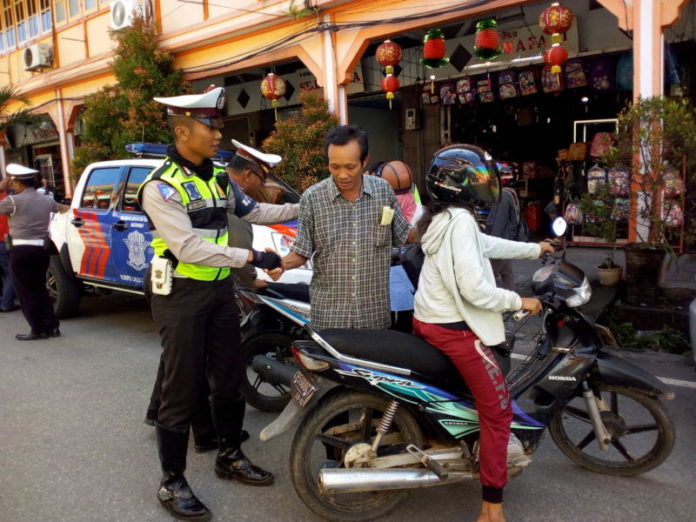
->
<box><xmin>485</xmin><ymin>166</ymin><xmax>521</xmax><ymax>292</ymax></box>
<box><xmin>281</xmin><ymin>125</ymin><xmax>416</xmax><ymax>330</ymax></box>
<box><xmin>0</xmin><ymin>164</ymin><xmax>68</xmax><ymax>339</ymax></box>
<box><xmin>0</xmin><ymin>178</ymin><xmax>19</xmax><ymax>313</ymax></box>
<box><xmin>413</xmin><ymin>144</ymin><xmax>553</xmax><ymax>522</ymax></box>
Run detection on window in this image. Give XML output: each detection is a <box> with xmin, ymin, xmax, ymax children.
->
<box><xmin>27</xmin><ymin>0</ymin><xmax>38</xmax><ymax>38</ymax></box>
<box><xmin>120</xmin><ymin>167</ymin><xmax>153</xmax><ymax>213</ymax></box>
<box><xmin>67</xmin><ymin>0</ymin><xmax>77</xmax><ymax>17</ymax></box>
<box><xmin>53</xmin><ymin>0</ymin><xmax>65</xmax><ymax>23</ymax></box>
<box><xmin>2</xmin><ymin>0</ymin><xmax>14</xmax><ymax>48</ymax></box>
<box><xmin>80</xmin><ymin>167</ymin><xmax>119</xmax><ymax>210</ymax></box>
<box><xmin>84</xmin><ymin>0</ymin><xmax>96</xmax><ymax>9</ymax></box>
<box><xmin>13</xmin><ymin>0</ymin><xmax>25</xmax><ymax>44</ymax></box>
<box><xmin>39</xmin><ymin>0</ymin><xmax>49</xmax><ymax>32</ymax></box>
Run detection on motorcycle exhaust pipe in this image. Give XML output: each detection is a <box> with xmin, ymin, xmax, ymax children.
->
<box><xmin>252</xmin><ymin>355</ymin><xmax>297</xmax><ymax>387</ymax></box>
<box><xmin>318</xmin><ymin>468</ymin><xmax>474</xmax><ymax>493</ymax></box>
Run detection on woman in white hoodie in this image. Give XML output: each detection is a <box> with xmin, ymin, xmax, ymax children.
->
<box><xmin>413</xmin><ymin>145</ymin><xmax>553</xmax><ymax>522</ymax></box>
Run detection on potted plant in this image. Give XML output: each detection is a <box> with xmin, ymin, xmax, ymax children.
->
<box><xmin>601</xmin><ymin>96</ymin><xmax>696</xmax><ymax>302</ymax></box>
<box><xmin>578</xmin><ymin>182</ymin><xmax>623</xmax><ymax>286</ymax></box>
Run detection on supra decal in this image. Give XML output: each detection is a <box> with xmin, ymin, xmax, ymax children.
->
<box><xmin>123</xmin><ymin>230</ymin><xmax>149</xmax><ymax>271</ymax></box>
<box><xmin>548</xmin><ymin>375</ymin><xmax>577</xmax><ymax>382</ymax></box>
<box><xmin>335</xmin><ymin>367</ymin><xmax>424</xmax><ymax>389</ymax></box>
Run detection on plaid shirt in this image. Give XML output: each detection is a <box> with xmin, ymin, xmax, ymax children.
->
<box><xmin>292</xmin><ymin>175</ymin><xmax>410</xmax><ymax>329</ymax></box>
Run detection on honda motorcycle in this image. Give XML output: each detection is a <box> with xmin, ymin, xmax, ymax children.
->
<box><xmin>254</xmin><ymin>218</ymin><xmax>675</xmax><ymax>521</ymax></box>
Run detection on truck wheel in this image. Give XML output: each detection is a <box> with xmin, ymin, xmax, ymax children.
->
<box><xmin>46</xmin><ymin>255</ymin><xmax>82</xmax><ymax>318</ymax></box>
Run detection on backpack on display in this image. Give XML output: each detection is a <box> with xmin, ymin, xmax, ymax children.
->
<box><xmin>663</xmin><ymin>166</ymin><xmax>685</xmax><ymax>198</ymax></box>
<box><xmin>665</xmin><ymin>201</ymin><xmax>684</xmax><ymax>228</ymax></box>
<box><xmin>456</xmin><ymin>78</ymin><xmax>476</xmax><ymax>104</ymax></box>
<box><xmin>611</xmin><ymin>198</ymin><xmax>629</xmax><ymax>223</ymax></box>
<box><xmin>590</xmin><ymin>132</ymin><xmax>612</xmax><ymax>158</ymax></box>
<box><xmin>608</xmin><ymin>165</ymin><xmax>630</xmax><ymax>196</ymax></box>
<box><xmin>477</xmin><ymin>76</ymin><xmax>495</xmax><ymax>103</ymax></box>
<box><xmin>564</xmin><ymin>59</ymin><xmax>588</xmax><ymax>89</ymax></box>
<box><xmin>589</xmin><ymin>57</ymin><xmax>614</xmax><ymax>91</ymax></box>
<box><xmin>498</xmin><ymin>70</ymin><xmax>519</xmax><ymax>100</ymax></box>
<box><xmin>587</xmin><ymin>164</ymin><xmax>607</xmax><ymax>194</ymax></box>
<box><xmin>518</xmin><ymin>68</ymin><xmax>538</xmax><ymax>96</ymax></box>
<box><xmin>440</xmin><ymin>83</ymin><xmax>457</xmax><ymax>105</ymax></box>
<box><xmin>542</xmin><ymin>65</ymin><xmax>564</xmax><ymax>93</ymax></box>
<box><xmin>616</xmin><ymin>53</ymin><xmax>633</xmax><ymax>91</ymax></box>
<box><xmin>564</xmin><ymin>202</ymin><xmax>583</xmax><ymax>225</ymax></box>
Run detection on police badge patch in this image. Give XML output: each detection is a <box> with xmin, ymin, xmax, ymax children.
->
<box><xmin>157</xmin><ymin>183</ymin><xmax>177</xmax><ymax>202</ymax></box>
<box><xmin>182</xmin><ymin>181</ymin><xmax>203</xmax><ymax>201</ymax></box>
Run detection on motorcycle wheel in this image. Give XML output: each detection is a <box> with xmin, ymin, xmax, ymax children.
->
<box><xmin>239</xmin><ymin>332</ymin><xmax>294</xmax><ymax>412</ymax></box>
<box><xmin>290</xmin><ymin>391</ymin><xmax>423</xmax><ymax>521</ymax></box>
<box><xmin>549</xmin><ymin>384</ymin><xmax>674</xmax><ymax>476</ymax></box>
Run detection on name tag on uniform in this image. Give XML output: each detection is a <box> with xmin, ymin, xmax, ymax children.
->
<box><xmin>380</xmin><ymin>206</ymin><xmax>394</xmax><ymax>225</ymax></box>
<box><xmin>187</xmin><ymin>200</ymin><xmax>207</xmax><ymax>211</ymax></box>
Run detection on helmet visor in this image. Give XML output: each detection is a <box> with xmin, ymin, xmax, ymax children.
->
<box><xmin>467</xmin><ymin>163</ymin><xmax>500</xmax><ymax>204</ymax></box>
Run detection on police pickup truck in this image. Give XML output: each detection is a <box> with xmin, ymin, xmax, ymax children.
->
<box><xmin>48</xmin><ymin>145</ymin><xmax>310</xmax><ymax>317</ymax></box>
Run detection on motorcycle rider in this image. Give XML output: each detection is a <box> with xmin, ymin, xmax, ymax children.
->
<box><xmin>412</xmin><ymin>144</ymin><xmax>553</xmax><ymax>522</ymax></box>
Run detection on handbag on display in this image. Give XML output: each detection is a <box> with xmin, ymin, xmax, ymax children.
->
<box><xmin>440</xmin><ymin>83</ymin><xmax>457</xmax><ymax>105</ymax></box>
<box><xmin>542</xmin><ymin>65</ymin><xmax>564</xmax><ymax>93</ymax></box>
<box><xmin>589</xmin><ymin>57</ymin><xmax>614</xmax><ymax>91</ymax></box>
<box><xmin>663</xmin><ymin>165</ymin><xmax>685</xmax><ymax>198</ymax></box>
<box><xmin>518</xmin><ymin>68</ymin><xmax>538</xmax><ymax>96</ymax></box>
<box><xmin>589</xmin><ymin>132</ymin><xmax>613</xmax><ymax>158</ymax></box>
<box><xmin>456</xmin><ymin>78</ymin><xmax>475</xmax><ymax>105</ymax></box>
<box><xmin>568</xmin><ymin>142</ymin><xmax>588</xmax><ymax>161</ymax></box>
<box><xmin>477</xmin><ymin>76</ymin><xmax>495</xmax><ymax>103</ymax></box>
<box><xmin>498</xmin><ymin>70</ymin><xmax>519</xmax><ymax>100</ymax></box>
<box><xmin>564</xmin><ymin>202</ymin><xmax>583</xmax><ymax>225</ymax></box>
<box><xmin>564</xmin><ymin>59</ymin><xmax>588</xmax><ymax>89</ymax></box>
<box><xmin>608</xmin><ymin>165</ymin><xmax>630</xmax><ymax>196</ymax></box>
<box><xmin>586</xmin><ymin>164</ymin><xmax>607</xmax><ymax>194</ymax></box>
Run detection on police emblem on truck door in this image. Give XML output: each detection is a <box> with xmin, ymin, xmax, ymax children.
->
<box><xmin>124</xmin><ymin>230</ymin><xmax>149</xmax><ymax>271</ymax></box>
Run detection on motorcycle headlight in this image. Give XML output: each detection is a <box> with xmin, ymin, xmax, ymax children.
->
<box><xmin>566</xmin><ymin>277</ymin><xmax>592</xmax><ymax>307</ymax></box>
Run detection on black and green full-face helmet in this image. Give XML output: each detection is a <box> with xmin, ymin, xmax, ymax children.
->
<box><xmin>426</xmin><ymin>144</ymin><xmax>501</xmax><ymax>205</ymax></box>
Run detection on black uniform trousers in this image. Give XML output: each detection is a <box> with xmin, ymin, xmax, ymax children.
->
<box><xmin>150</xmin><ymin>275</ymin><xmax>243</xmax><ymax>433</ymax></box>
<box><xmin>10</xmin><ymin>245</ymin><xmax>59</xmax><ymax>334</ymax></box>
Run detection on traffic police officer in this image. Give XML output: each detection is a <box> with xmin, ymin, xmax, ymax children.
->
<box><xmin>0</xmin><ymin>163</ymin><xmax>68</xmax><ymax>340</ymax></box>
<box><xmin>139</xmin><ymin>87</ymin><xmax>294</xmax><ymax>520</ymax></box>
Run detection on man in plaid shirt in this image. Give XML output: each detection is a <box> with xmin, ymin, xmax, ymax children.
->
<box><xmin>282</xmin><ymin>125</ymin><xmax>414</xmax><ymax>329</ymax></box>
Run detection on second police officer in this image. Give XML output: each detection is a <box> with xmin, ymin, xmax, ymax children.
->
<box><xmin>138</xmin><ymin>86</ymin><xmax>296</xmax><ymax>520</ymax></box>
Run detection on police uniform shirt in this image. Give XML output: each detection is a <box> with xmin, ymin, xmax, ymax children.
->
<box><xmin>0</xmin><ymin>188</ymin><xmax>59</xmax><ymax>239</ymax></box>
<box><xmin>140</xmin><ymin>175</ymin><xmax>297</xmax><ymax>269</ymax></box>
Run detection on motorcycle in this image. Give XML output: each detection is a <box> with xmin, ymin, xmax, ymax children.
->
<box><xmin>254</xmin><ymin>218</ymin><xmax>675</xmax><ymax>521</ymax></box>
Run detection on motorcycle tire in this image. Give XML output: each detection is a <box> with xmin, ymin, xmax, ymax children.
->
<box><xmin>239</xmin><ymin>332</ymin><xmax>294</xmax><ymax>412</ymax></box>
<box><xmin>549</xmin><ymin>384</ymin><xmax>675</xmax><ymax>476</ymax></box>
<box><xmin>290</xmin><ymin>391</ymin><xmax>423</xmax><ymax>522</ymax></box>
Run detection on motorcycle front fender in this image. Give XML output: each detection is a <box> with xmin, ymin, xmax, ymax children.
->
<box><xmin>591</xmin><ymin>350</ymin><xmax>675</xmax><ymax>400</ymax></box>
<box><xmin>259</xmin><ymin>376</ymin><xmax>339</xmax><ymax>442</ymax></box>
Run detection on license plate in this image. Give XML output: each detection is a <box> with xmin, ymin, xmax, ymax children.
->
<box><xmin>290</xmin><ymin>371</ymin><xmax>318</xmax><ymax>408</ymax></box>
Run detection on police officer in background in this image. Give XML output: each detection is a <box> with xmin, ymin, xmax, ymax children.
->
<box><xmin>138</xmin><ymin>86</ymin><xmax>294</xmax><ymax>520</ymax></box>
<box><xmin>0</xmin><ymin>164</ymin><xmax>68</xmax><ymax>340</ymax></box>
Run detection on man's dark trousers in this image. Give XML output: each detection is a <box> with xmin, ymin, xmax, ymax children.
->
<box><xmin>10</xmin><ymin>245</ymin><xmax>59</xmax><ymax>334</ymax></box>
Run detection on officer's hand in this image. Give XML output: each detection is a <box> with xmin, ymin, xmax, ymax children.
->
<box><xmin>265</xmin><ymin>267</ymin><xmax>284</xmax><ymax>281</ymax></box>
<box><xmin>538</xmin><ymin>241</ymin><xmax>555</xmax><ymax>257</ymax></box>
<box><xmin>250</xmin><ymin>278</ymin><xmax>268</xmax><ymax>289</ymax></box>
<box><xmin>249</xmin><ymin>249</ymin><xmax>281</xmax><ymax>270</ymax></box>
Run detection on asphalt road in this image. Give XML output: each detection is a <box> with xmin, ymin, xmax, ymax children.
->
<box><xmin>1</xmin><ymin>291</ymin><xmax>695</xmax><ymax>522</ymax></box>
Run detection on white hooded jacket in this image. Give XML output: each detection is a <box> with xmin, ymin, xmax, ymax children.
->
<box><xmin>413</xmin><ymin>207</ymin><xmax>541</xmax><ymax>346</ymax></box>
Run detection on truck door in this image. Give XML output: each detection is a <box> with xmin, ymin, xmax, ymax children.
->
<box><xmin>109</xmin><ymin>166</ymin><xmax>155</xmax><ymax>289</ymax></box>
<box><xmin>66</xmin><ymin>166</ymin><xmax>122</xmax><ymax>283</ymax></box>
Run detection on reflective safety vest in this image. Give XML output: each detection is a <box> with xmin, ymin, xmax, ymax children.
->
<box><xmin>138</xmin><ymin>158</ymin><xmax>231</xmax><ymax>281</ymax></box>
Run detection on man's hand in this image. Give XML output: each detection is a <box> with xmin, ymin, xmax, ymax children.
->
<box><xmin>520</xmin><ymin>297</ymin><xmax>543</xmax><ymax>316</ymax></box>
<box><xmin>264</xmin><ymin>267</ymin><xmax>283</xmax><ymax>282</ymax></box>
<box><xmin>250</xmin><ymin>278</ymin><xmax>268</xmax><ymax>289</ymax></box>
<box><xmin>538</xmin><ymin>241</ymin><xmax>555</xmax><ymax>257</ymax></box>
<box><xmin>249</xmin><ymin>248</ymin><xmax>281</xmax><ymax>270</ymax></box>
<box><xmin>406</xmin><ymin>227</ymin><xmax>420</xmax><ymax>244</ymax></box>
<box><xmin>281</xmin><ymin>251</ymin><xmax>308</xmax><ymax>271</ymax></box>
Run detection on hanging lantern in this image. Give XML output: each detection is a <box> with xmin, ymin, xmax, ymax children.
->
<box><xmin>381</xmin><ymin>74</ymin><xmax>400</xmax><ymax>109</ymax></box>
<box><xmin>376</xmin><ymin>39</ymin><xmax>402</xmax><ymax>75</ymax></box>
<box><xmin>260</xmin><ymin>72</ymin><xmax>286</xmax><ymax>120</ymax></box>
<box><xmin>474</xmin><ymin>19</ymin><xmax>501</xmax><ymax>60</ymax></box>
<box><xmin>421</xmin><ymin>28</ymin><xmax>449</xmax><ymax>68</ymax></box>
<box><xmin>544</xmin><ymin>43</ymin><xmax>568</xmax><ymax>74</ymax></box>
<box><xmin>539</xmin><ymin>2</ymin><xmax>574</xmax><ymax>44</ymax></box>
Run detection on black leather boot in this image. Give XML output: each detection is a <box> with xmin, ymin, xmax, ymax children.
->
<box><xmin>156</xmin><ymin>423</ymin><xmax>210</xmax><ymax>520</ymax></box>
<box><xmin>212</xmin><ymin>399</ymin><xmax>273</xmax><ymax>486</ymax></box>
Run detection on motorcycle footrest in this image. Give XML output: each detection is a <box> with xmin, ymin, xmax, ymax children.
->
<box><xmin>406</xmin><ymin>444</ymin><xmax>449</xmax><ymax>479</ymax></box>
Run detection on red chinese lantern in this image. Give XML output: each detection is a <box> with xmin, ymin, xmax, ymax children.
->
<box><xmin>381</xmin><ymin>73</ymin><xmax>400</xmax><ymax>109</ymax></box>
<box><xmin>260</xmin><ymin>72</ymin><xmax>286</xmax><ymax>120</ymax></box>
<box><xmin>539</xmin><ymin>2</ymin><xmax>574</xmax><ymax>44</ymax></box>
<box><xmin>544</xmin><ymin>44</ymin><xmax>568</xmax><ymax>74</ymax></box>
<box><xmin>421</xmin><ymin>28</ymin><xmax>449</xmax><ymax>68</ymax></box>
<box><xmin>474</xmin><ymin>19</ymin><xmax>501</xmax><ymax>60</ymax></box>
<box><xmin>376</xmin><ymin>39</ymin><xmax>402</xmax><ymax>75</ymax></box>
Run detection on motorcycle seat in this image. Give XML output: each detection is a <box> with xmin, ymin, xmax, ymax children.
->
<box><xmin>317</xmin><ymin>329</ymin><xmax>465</xmax><ymax>386</ymax></box>
<box><xmin>262</xmin><ymin>282</ymin><xmax>310</xmax><ymax>303</ymax></box>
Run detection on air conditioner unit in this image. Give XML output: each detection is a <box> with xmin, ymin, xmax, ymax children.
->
<box><xmin>110</xmin><ymin>0</ymin><xmax>153</xmax><ymax>30</ymax></box>
<box><xmin>24</xmin><ymin>43</ymin><xmax>53</xmax><ymax>71</ymax></box>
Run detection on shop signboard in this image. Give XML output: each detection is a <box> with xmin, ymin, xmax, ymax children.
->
<box><xmin>7</xmin><ymin>121</ymin><xmax>60</xmax><ymax>148</ymax></box>
<box><xmin>458</xmin><ymin>23</ymin><xmax>579</xmax><ymax>69</ymax></box>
